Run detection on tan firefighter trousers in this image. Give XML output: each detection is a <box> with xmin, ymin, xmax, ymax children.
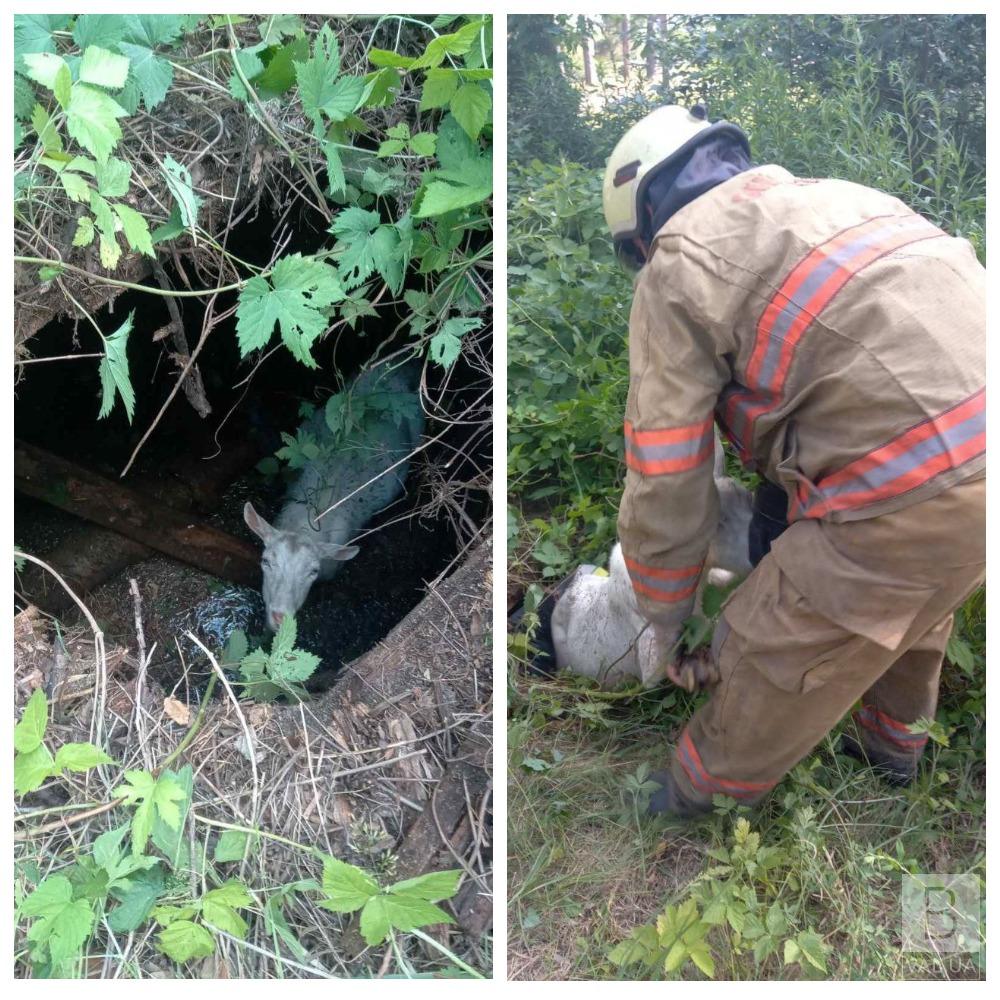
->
<box><xmin>670</xmin><ymin>477</ymin><xmax>985</xmax><ymax>809</ymax></box>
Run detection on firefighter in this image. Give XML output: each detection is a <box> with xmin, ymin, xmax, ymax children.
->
<box><xmin>602</xmin><ymin>105</ymin><xmax>985</xmax><ymax>818</ymax></box>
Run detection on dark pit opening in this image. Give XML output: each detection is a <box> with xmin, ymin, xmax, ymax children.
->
<box><xmin>14</xmin><ymin>202</ymin><xmax>490</xmax><ymax>697</ymax></box>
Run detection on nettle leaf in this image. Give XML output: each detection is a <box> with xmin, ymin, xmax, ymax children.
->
<box><xmin>79</xmin><ymin>46</ymin><xmax>131</xmax><ymax>90</ymax></box>
<box><xmin>118</xmin><ymin>43</ymin><xmax>173</xmax><ymax>110</ymax></box>
<box><xmin>14</xmin><ymin>689</ymin><xmax>48</xmax><ymax>753</ymax></box>
<box><xmin>53</xmin><ymin>742</ymin><xmax>113</xmax><ymax>774</ymax></box>
<box><xmin>161</xmin><ymin>155</ymin><xmax>202</xmax><ymax>229</ymax></box>
<box><xmin>158</xmin><ymin>920</ymin><xmax>216</xmax><ymax>963</ymax></box>
<box><xmin>21</xmin><ymin>875</ymin><xmax>96</xmax><ymax>966</ymax></box>
<box><xmin>320</xmin><ymin>76</ymin><xmax>366</xmax><ymax>123</ymax></box>
<box><xmin>66</xmin><ymin>83</ymin><xmax>128</xmax><ymax>163</ymax></box>
<box><xmin>236</xmin><ymin>254</ymin><xmax>344</xmax><ymax>368</ymax></box>
<box><xmin>14</xmin><ymin>744</ymin><xmax>56</xmax><ymax>796</ymax></box>
<box><xmin>430</xmin><ymin>317</ymin><xmax>481</xmax><ymax>370</ymax></box>
<box><xmin>73</xmin><ymin>14</ymin><xmax>128</xmax><ymax>51</ymax></box>
<box><xmin>318</xmin><ymin>857</ymin><xmax>379</xmax><ymax>913</ymax></box>
<box><xmin>295</xmin><ymin>23</ymin><xmax>341</xmax><ymax>124</ymax></box>
<box><xmin>59</xmin><ymin>171</ymin><xmax>91</xmax><ymax>203</ymax></box>
<box><xmin>113</xmin><ymin>203</ymin><xmax>155</xmax><ymax>257</ymax></box>
<box><xmin>72</xmin><ymin>218</ymin><xmax>94</xmax><ymax>247</ymax></box>
<box><xmin>450</xmin><ymin>83</ymin><xmax>491</xmax><ymax>141</ymax></box>
<box><xmin>14</xmin><ymin>75</ymin><xmax>37</xmax><ymax>121</ymax></box>
<box><xmin>97</xmin><ymin>312</ymin><xmax>136</xmax><ymax>422</ymax></box>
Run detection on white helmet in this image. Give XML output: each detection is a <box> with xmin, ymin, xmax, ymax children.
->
<box><xmin>602</xmin><ymin>104</ymin><xmax>749</xmax><ymax>244</ymax></box>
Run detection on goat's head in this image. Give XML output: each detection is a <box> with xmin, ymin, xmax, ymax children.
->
<box><xmin>243</xmin><ymin>502</ymin><xmax>359</xmax><ymax>630</ymax></box>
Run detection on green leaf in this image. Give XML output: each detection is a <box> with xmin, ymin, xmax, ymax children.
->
<box><xmin>213</xmin><ymin>830</ymin><xmax>253</xmax><ymax>862</ymax></box>
<box><xmin>95</xmin><ymin>157</ymin><xmax>131</xmax><ymax>197</ymax></box>
<box><xmin>328</xmin><ymin>206</ymin><xmax>381</xmax><ymax>286</ymax></box>
<box><xmin>318</xmin><ymin>856</ymin><xmax>379</xmax><ymax>913</ymax></box>
<box><xmin>22</xmin><ymin>52</ymin><xmax>68</xmax><ymax>90</ymax></box>
<box><xmin>14</xmin><ymin>15</ymin><xmax>68</xmax><ymax>61</ymax></box>
<box><xmin>59</xmin><ymin>171</ymin><xmax>92</xmax><ymax>203</ymax></box>
<box><xmin>359</xmin><ymin>893</ymin><xmax>454</xmax><ymax>945</ymax></box>
<box><xmin>14</xmin><ymin>75</ymin><xmax>37</xmax><ymax>120</ymax></box>
<box><xmin>414</xmin><ymin>179</ymin><xmax>492</xmax><ymax>218</ymax></box>
<box><xmin>92</xmin><ymin>825</ymin><xmax>131</xmax><ymax>870</ymax></box>
<box><xmin>201</xmin><ymin>881</ymin><xmax>251</xmax><ymax>938</ymax></box>
<box><xmin>107</xmin><ymin>866</ymin><xmax>165</xmax><ymax>933</ymax></box>
<box><xmin>419</xmin><ymin>69</ymin><xmax>459</xmax><ymax>111</ymax></box>
<box><xmin>259</xmin><ymin>14</ymin><xmax>304</xmax><ymax>45</ymax></box>
<box><xmin>235</xmin><ymin>253</ymin><xmax>344</xmax><ymax>367</ymax></box>
<box><xmin>22</xmin><ymin>876</ymin><xmax>96</xmax><ymax>966</ymax></box>
<box><xmin>158</xmin><ymin>920</ymin><xmax>216</xmax><ymax>963</ymax></box>
<box><xmin>319</xmin><ymin>76</ymin><xmax>366</xmax><ymax>123</ymax></box>
<box><xmin>367</xmin><ymin>48</ymin><xmax>415</xmax><ymax>70</ymax></box>
<box><xmin>430</xmin><ymin>318</ymin><xmax>481</xmax><ymax>370</ymax></box>
<box><xmin>66</xmin><ymin>83</ymin><xmax>128</xmax><ymax>163</ymax></box>
<box><xmin>113</xmin><ymin>203</ymin><xmax>154</xmax><ymax>257</ymax></box>
<box><xmin>79</xmin><ymin>46</ymin><xmax>131</xmax><ymax>90</ymax></box>
<box><xmin>295</xmin><ymin>22</ymin><xmax>340</xmax><ymax>122</ymax></box>
<box><xmin>256</xmin><ymin>37</ymin><xmax>310</xmax><ymax>99</ymax></box>
<box><xmin>323</xmin><ymin>141</ymin><xmax>346</xmax><ymax>198</ymax></box>
<box><xmin>410</xmin><ymin>19</ymin><xmax>485</xmax><ymax>70</ymax></box>
<box><xmin>409</xmin><ymin>131</ymin><xmax>437</xmax><ymax>157</ymax></box>
<box><xmin>122</xmin><ymin>14</ymin><xmax>183</xmax><ymax>48</ymax></box>
<box><xmin>161</xmin><ymin>155</ymin><xmax>202</xmax><ymax>229</ymax></box>
<box><xmin>450</xmin><ymin>83</ymin><xmax>491</xmax><ymax>141</ymax></box>
<box><xmin>377</xmin><ymin>138</ymin><xmax>407</xmax><ymax>158</ymax></box>
<box><xmin>53</xmin><ymin>64</ymin><xmax>72</xmax><ymax>111</ymax></box>
<box><xmin>14</xmin><ymin>744</ymin><xmax>55</xmax><ymax>795</ymax></box>
<box><xmin>118</xmin><ymin>43</ymin><xmax>173</xmax><ymax>110</ymax></box>
<box><xmin>53</xmin><ymin>742</ymin><xmax>113</xmax><ymax>773</ymax></box>
<box><xmin>389</xmin><ymin>869</ymin><xmax>461</xmax><ymax>902</ymax></box>
<box><xmin>151</xmin><ymin>204</ymin><xmax>185</xmax><ymax>244</ymax></box>
<box><xmin>73</xmin><ymin>14</ymin><xmax>127</xmax><ymax>51</ymax></box>
<box><xmin>39</xmin><ymin>265</ymin><xmax>64</xmax><ymax>282</ymax></box>
<box><xmin>31</xmin><ymin>104</ymin><xmax>63</xmax><ymax>155</ymax></box>
<box><xmin>14</xmin><ymin>689</ymin><xmax>48</xmax><ymax>753</ymax></box>
<box><xmin>796</xmin><ymin>929</ymin><xmax>829</xmax><ymax>973</ymax></box>
<box><xmin>97</xmin><ymin>312</ymin><xmax>135</xmax><ymax>422</ymax></box>
<box><xmin>362</xmin><ymin>67</ymin><xmax>401</xmax><ymax>108</ymax></box>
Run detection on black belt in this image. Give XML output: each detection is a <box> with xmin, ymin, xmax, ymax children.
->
<box><xmin>749</xmin><ymin>478</ymin><xmax>790</xmax><ymax>567</ymax></box>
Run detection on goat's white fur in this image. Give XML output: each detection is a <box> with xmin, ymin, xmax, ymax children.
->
<box><xmin>550</xmin><ymin>438</ymin><xmax>753</xmax><ymax>687</ymax></box>
<box><xmin>244</xmin><ymin>361</ymin><xmax>424</xmax><ymax>629</ymax></box>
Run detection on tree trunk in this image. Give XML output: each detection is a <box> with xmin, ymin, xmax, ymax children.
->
<box><xmin>582</xmin><ymin>36</ymin><xmax>595</xmax><ymax>86</ymax></box>
<box><xmin>14</xmin><ymin>441</ymin><xmax>261</xmax><ymax>589</ymax></box>
<box><xmin>659</xmin><ymin>15</ymin><xmax>669</xmax><ymax>88</ymax></box>
<box><xmin>621</xmin><ymin>15</ymin><xmax>631</xmax><ymax>81</ymax></box>
<box><xmin>646</xmin><ymin>15</ymin><xmax>657</xmax><ymax>79</ymax></box>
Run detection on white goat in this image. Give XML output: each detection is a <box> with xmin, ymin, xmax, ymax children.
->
<box><xmin>244</xmin><ymin>361</ymin><xmax>425</xmax><ymax>630</ymax></box>
<box><xmin>550</xmin><ymin>439</ymin><xmax>754</xmax><ymax>688</ymax></box>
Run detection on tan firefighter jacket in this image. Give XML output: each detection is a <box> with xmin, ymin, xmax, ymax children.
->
<box><xmin>619</xmin><ymin>164</ymin><xmax>985</xmax><ymax>634</ymax></box>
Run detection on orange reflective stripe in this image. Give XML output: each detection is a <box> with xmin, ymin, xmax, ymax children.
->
<box><xmin>624</xmin><ymin>417</ymin><xmax>715</xmax><ymax>476</ymax></box>
<box><xmin>855</xmin><ymin>705</ymin><xmax>928</xmax><ymax>751</ymax></box>
<box><xmin>623</xmin><ymin>555</ymin><xmax>702</xmax><ymax>605</ymax></box>
<box><xmin>677</xmin><ymin>730</ymin><xmax>777</xmax><ymax>798</ymax></box>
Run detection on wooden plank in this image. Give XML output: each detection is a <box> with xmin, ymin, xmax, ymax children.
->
<box><xmin>14</xmin><ymin>440</ymin><xmax>261</xmax><ymax>588</ymax></box>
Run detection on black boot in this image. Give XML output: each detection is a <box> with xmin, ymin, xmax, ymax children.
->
<box><xmin>646</xmin><ymin>769</ymin><xmax>708</xmax><ymax>820</ymax></box>
<box><xmin>838</xmin><ymin>734</ymin><xmax>917</xmax><ymax>788</ymax></box>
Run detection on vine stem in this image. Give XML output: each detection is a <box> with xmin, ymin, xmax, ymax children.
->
<box><xmin>14</xmin><ymin>255</ymin><xmax>249</xmax><ymax>298</ymax></box>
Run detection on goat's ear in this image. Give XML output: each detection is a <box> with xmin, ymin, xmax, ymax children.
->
<box><xmin>243</xmin><ymin>502</ymin><xmax>275</xmax><ymax>544</ymax></box>
<box><xmin>322</xmin><ymin>542</ymin><xmax>360</xmax><ymax>562</ymax></box>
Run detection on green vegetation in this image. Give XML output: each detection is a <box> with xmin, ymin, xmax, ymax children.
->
<box><xmin>507</xmin><ymin>13</ymin><xmax>984</xmax><ymax>981</ymax></box>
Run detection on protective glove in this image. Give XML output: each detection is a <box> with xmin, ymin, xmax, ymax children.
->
<box><xmin>650</xmin><ymin>624</ymin><xmax>720</xmax><ymax>693</ymax></box>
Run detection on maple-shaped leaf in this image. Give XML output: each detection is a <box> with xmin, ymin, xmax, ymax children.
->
<box><xmin>236</xmin><ymin>253</ymin><xmax>344</xmax><ymax>368</ymax></box>
<box><xmin>65</xmin><ymin>82</ymin><xmax>128</xmax><ymax>163</ymax></box>
<box><xmin>114</xmin><ymin>770</ymin><xmax>187</xmax><ymax>855</ymax></box>
<box><xmin>21</xmin><ymin>875</ymin><xmax>96</xmax><ymax>966</ymax></box>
